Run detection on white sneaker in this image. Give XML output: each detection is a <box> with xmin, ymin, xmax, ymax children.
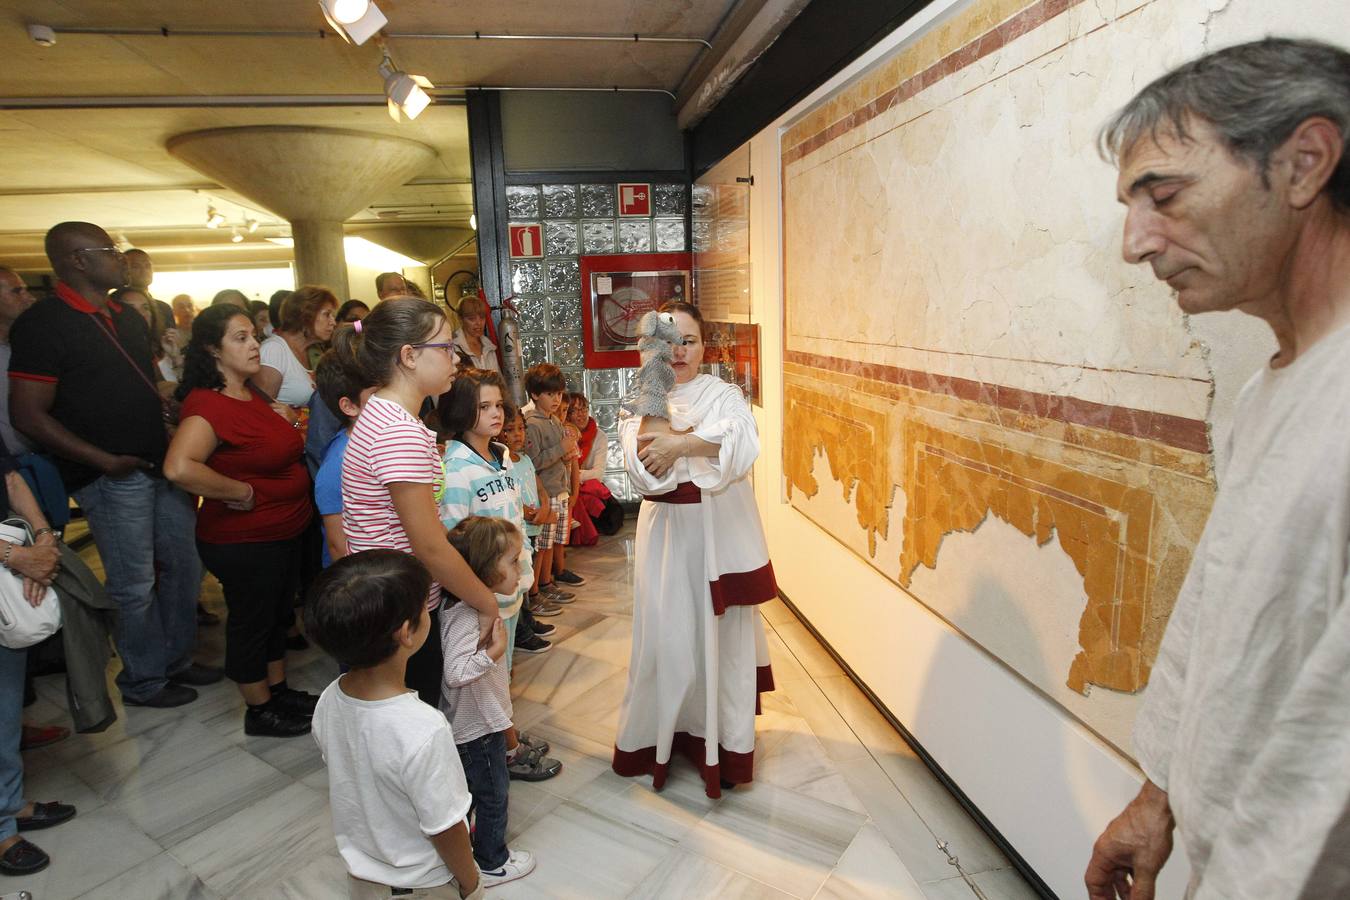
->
<box><xmin>479</xmin><ymin>849</ymin><xmax>536</xmax><ymax>888</ymax></box>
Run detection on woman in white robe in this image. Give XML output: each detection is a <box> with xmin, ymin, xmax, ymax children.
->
<box><xmin>611</xmin><ymin>303</ymin><xmax>777</xmax><ymax>799</ymax></box>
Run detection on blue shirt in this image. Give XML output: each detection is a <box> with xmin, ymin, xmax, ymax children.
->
<box><xmin>438</xmin><ymin>439</ymin><xmax>533</xmax><ymax>603</ymax></box>
<box><xmin>513</xmin><ymin>452</ymin><xmax>541</xmax><ymax>539</ymax></box>
<box><xmin>315</xmin><ymin>430</ymin><xmax>351</xmax><ymax>568</ymax></box>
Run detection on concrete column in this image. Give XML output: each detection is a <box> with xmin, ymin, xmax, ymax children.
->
<box><xmin>291</xmin><ymin>219</ymin><xmax>348</xmax><ymax>292</ymax></box>
<box><xmin>166</xmin><ymin>126</ymin><xmax>437</xmax><ymax>299</ymax></box>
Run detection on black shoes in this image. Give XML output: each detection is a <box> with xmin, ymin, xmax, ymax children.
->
<box><xmin>244</xmin><ymin>705</ymin><xmax>311</xmax><ymax>738</ymax></box>
<box><xmin>270</xmin><ymin>687</ymin><xmax>319</xmax><ymax>718</ymax></box>
<box><xmin>15</xmin><ymin>802</ymin><xmax>75</xmax><ymax>832</ymax></box>
<box><xmin>170</xmin><ymin>663</ymin><xmax>225</xmax><ymax>686</ymax></box>
<box><xmin>0</xmin><ymin>838</ymin><xmax>49</xmax><ymax>876</ymax></box>
<box><xmin>515</xmin><ymin>633</ymin><xmax>552</xmax><ymax>655</ymax></box>
<box><xmin>555</xmin><ymin>569</ymin><xmax>586</xmax><ymax>586</ymax></box>
<box><xmin>123</xmin><ymin>683</ymin><xmax>198</xmax><ymax>708</ymax></box>
<box><xmin>530</xmin><ymin>620</ymin><xmax>556</xmax><ymax>637</ymax></box>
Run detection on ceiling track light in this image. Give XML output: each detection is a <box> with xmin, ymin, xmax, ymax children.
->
<box><xmin>245</xmin><ymin>217</ymin><xmax>259</xmax><ymax>233</ymax></box>
<box><xmin>379</xmin><ymin>54</ymin><xmax>433</xmax><ymax>121</ymax></box>
<box><xmin>205</xmin><ymin>204</ymin><xmax>226</xmax><ymax>228</ymax></box>
<box><xmin>230</xmin><ymin>227</ymin><xmax>244</xmax><ymax>243</ymax></box>
<box><xmin>318</xmin><ymin>0</ymin><xmax>386</xmax><ymax>45</ymax></box>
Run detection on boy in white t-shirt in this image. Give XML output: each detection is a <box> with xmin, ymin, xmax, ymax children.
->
<box><xmin>307</xmin><ymin>550</ymin><xmax>484</xmax><ymax>900</ymax></box>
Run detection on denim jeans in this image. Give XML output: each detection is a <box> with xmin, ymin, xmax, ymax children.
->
<box><xmin>0</xmin><ymin>644</ymin><xmax>27</xmax><ymax>841</ymax></box>
<box><xmin>456</xmin><ymin>730</ymin><xmax>509</xmax><ymax>871</ymax></box>
<box><xmin>71</xmin><ymin>470</ymin><xmax>202</xmax><ymax>702</ymax></box>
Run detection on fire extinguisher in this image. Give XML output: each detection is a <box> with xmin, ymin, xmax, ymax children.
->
<box><xmin>495</xmin><ymin>294</ymin><xmax>526</xmax><ymax>407</ymax></box>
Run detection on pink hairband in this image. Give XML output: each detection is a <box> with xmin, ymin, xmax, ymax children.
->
<box><xmin>352</xmin><ymin>319</ymin><xmax>362</xmax><ymax>333</ymax></box>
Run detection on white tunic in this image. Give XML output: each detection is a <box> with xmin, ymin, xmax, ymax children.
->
<box><xmin>612</xmin><ymin>375</ymin><xmax>776</xmax><ymax>798</ymax></box>
<box><xmin>1134</xmin><ymin>322</ymin><xmax>1350</xmax><ymax>898</ymax></box>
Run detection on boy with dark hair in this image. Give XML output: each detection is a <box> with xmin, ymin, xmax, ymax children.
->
<box><xmin>522</xmin><ymin>364</ymin><xmax>577</xmax><ymax>606</ymax></box>
<box><xmin>308</xmin><ymin>550</ymin><xmax>483</xmax><ymax>899</ymax></box>
<box><xmin>313</xmin><ymin>350</ymin><xmax>376</xmax><ymax>567</ymax></box>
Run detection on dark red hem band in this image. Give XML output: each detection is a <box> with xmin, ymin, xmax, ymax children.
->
<box><xmin>7</xmin><ymin>372</ymin><xmax>57</xmax><ymax>384</ymax></box>
<box><xmin>709</xmin><ymin>561</ymin><xmax>779</xmax><ymax>615</ymax></box>
<box><xmin>613</xmin><ymin>664</ymin><xmax>776</xmax><ymax>799</ymax></box>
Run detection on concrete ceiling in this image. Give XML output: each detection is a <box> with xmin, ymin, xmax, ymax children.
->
<box><xmin>0</xmin><ymin>0</ymin><xmax>742</xmax><ymax>272</ymax></box>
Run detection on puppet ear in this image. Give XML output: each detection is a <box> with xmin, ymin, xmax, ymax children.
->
<box><xmin>658</xmin><ymin>312</ymin><xmax>676</xmax><ymax>325</ymax></box>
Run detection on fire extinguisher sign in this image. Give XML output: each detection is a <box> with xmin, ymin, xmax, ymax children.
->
<box><xmin>617</xmin><ymin>183</ymin><xmax>651</xmax><ymax>217</ymax></box>
<box><xmin>508</xmin><ymin>223</ymin><xmax>543</xmax><ymax>258</ymax></box>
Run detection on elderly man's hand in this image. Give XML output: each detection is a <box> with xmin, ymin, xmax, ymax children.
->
<box><xmin>1085</xmin><ymin>780</ymin><xmax>1174</xmax><ymax>900</ymax></box>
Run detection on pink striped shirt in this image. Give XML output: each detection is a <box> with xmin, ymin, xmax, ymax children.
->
<box><xmin>341</xmin><ymin>396</ymin><xmax>443</xmax><ymax>608</ymax></box>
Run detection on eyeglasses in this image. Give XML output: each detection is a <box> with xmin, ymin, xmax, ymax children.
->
<box><xmin>410</xmin><ymin>341</ymin><xmax>455</xmax><ymax>351</ymax></box>
<box><xmin>73</xmin><ymin>246</ymin><xmax>125</xmax><ymax>258</ymax></box>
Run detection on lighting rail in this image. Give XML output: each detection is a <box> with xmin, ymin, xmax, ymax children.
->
<box><xmin>0</xmin><ymin>85</ymin><xmax>677</xmax><ymax>111</ymax></box>
<box><xmin>34</xmin><ymin>26</ymin><xmax>713</xmax><ymax>50</ymax></box>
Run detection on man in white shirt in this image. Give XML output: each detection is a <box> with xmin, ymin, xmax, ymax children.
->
<box><xmin>1086</xmin><ymin>38</ymin><xmax>1350</xmax><ymax>899</ymax></box>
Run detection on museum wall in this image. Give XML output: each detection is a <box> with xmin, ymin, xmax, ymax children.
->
<box><xmin>737</xmin><ymin>0</ymin><xmax>1347</xmax><ymax>895</ymax></box>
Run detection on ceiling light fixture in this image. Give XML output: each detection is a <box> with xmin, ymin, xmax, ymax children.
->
<box><xmin>245</xmin><ymin>217</ymin><xmax>259</xmax><ymax>233</ymax></box>
<box><xmin>205</xmin><ymin>205</ymin><xmax>226</xmax><ymax>228</ymax></box>
<box><xmin>469</xmin><ymin>213</ymin><xmax>477</xmax><ymax>231</ymax></box>
<box><xmin>230</xmin><ymin>227</ymin><xmax>244</xmax><ymax>243</ymax></box>
<box><xmin>318</xmin><ymin>0</ymin><xmax>386</xmax><ymax>45</ymax></box>
<box><xmin>378</xmin><ymin>55</ymin><xmax>434</xmax><ymax>121</ymax></box>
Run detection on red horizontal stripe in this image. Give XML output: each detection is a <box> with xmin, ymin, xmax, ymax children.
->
<box><xmin>709</xmin><ymin>561</ymin><xmax>778</xmax><ymax>616</ymax></box>
<box><xmin>785</xmin><ymin>349</ymin><xmax>1210</xmax><ymax>454</ymax></box>
<box><xmin>8</xmin><ymin>372</ymin><xmax>57</xmax><ymax>384</ymax></box>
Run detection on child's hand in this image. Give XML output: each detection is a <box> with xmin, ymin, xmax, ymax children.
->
<box><xmin>485</xmin><ymin>617</ymin><xmax>508</xmax><ymax>661</ymax></box>
<box><xmin>523</xmin><ymin>504</ymin><xmax>538</xmax><ymax>519</ymax></box>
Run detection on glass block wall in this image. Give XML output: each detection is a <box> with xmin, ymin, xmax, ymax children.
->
<box><xmin>505</xmin><ymin>181</ymin><xmax>688</xmax><ymax>501</ymax></box>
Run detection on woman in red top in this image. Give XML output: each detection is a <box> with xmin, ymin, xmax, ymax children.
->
<box><xmin>164</xmin><ymin>305</ymin><xmax>316</xmax><ymax>738</ymax></box>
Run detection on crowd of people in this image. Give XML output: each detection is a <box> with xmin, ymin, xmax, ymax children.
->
<box><xmin>0</xmin><ymin>222</ymin><xmax>761</xmax><ymax>898</ymax></box>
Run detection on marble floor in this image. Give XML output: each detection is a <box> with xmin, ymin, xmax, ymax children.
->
<box><xmin>13</xmin><ymin>524</ymin><xmax>1040</xmax><ymax>899</ymax></box>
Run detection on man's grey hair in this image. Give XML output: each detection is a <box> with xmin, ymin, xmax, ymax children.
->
<box><xmin>1100</xmin><ymin>37</ymin><xmax>1350</xmax><ymax>211</ymax></box>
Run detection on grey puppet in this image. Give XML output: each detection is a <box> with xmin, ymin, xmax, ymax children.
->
<box><xmin>622</xmin><ymin>310</ymin><xmax>684</xmax><ymax>435</ymax></box>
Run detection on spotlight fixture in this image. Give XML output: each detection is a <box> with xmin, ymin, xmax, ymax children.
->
<box><xmin>230</xmin><ymin>227</ymin><xmax>244</xmax><ymax>243</ymax></box>
<box><xmin>244</xmin><ymin>217</ymin><xmax>259</xmax><ymax>234</ymax></box>
<box><xmin>379</xmin><ymin>55</ymin><xmax>433</xmax><ymax>121</ymax></box>
<box><xmin>26</xmin><ymin>24</ymin><xmax>56</xmax><ymax>47</ymax></box>
<box><xmin>318</xmin><ymin>0</ymin><xmax>386</xmax><ymax>45</ymax></box>
<box><xmin>205</xmin><ymin>205</ymin><xmax>226</xmax><ymax>228</ymax></box>
<box><xmin>469</xmin><ymin>213</ymin><xmax>477</xmax><ymax>231</ymax></box>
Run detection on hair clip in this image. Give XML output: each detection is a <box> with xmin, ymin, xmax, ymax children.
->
<box><xmin>353</xmin><ymin>319</ymin><xmax>363</xmax><ymax>333</ymax></box>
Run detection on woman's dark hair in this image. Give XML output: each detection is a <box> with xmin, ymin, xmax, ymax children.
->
<box><xmin>336</xmin><ymin>299</ymin><xmax>370</xmax><ymax>323</ymax></box>
<box><xmin>331</xmin><ymin>296</ymin><xmax>446</xmax><ymax>388</ymax></box>
<box><xmin>210</xmin><ymin>289</ymin><xmax>248</xmax><ymax>309</ymax></box>
<box><xmin>437</xmin><ymin>367</ymin><xmax>506</xmax><ymax>441</ymax></box>
<box><xmin>111</xmin><ymin>287</ymin><xmax>163</xmax><ymax>344</ymax></box>
<box><xmin>269</xmin><ymin>289</ymin><xmax>293</xmax><ymax>327</ymax></box>
<box><xmin>659</xmin><ymin>300</ymin><xmax>704</xmax><ymax>328</ymax></box>
<box><xmin>175</xmin><ymin>304</ymin><xmax>253</xmax><ymax>400</ymax></box>
<box><xmin>305</xmin><ymin>549</ymin><xmax>431</xmax><ymax>669</ymax></box>
<box><xmin>280</xmin><ymin>285</ymin><xmax>338</xmax><ymax>335</ymax></box>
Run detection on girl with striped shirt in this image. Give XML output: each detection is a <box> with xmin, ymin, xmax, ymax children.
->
<box><xmin>335</xmin><ymin>298</ymin><xmax>497</xmax><ymax>707</ymax></box>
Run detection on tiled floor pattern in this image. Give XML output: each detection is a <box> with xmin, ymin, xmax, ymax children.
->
<box><xmin>13</xmin><ymin>524</ymin><xmax>1040</xmax><ymax>899</ymax></box>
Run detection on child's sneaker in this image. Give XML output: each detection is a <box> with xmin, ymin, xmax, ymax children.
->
<box><xmin>508</xmin><ymin>745</ymin><xmax>562</xmax><ymax>781</ymax></box>
<box><xmin>555</xmin><ymin>569</ymin><xmax>586</xmax><ymax>586</ymax></box>
<box><xmin>529</xmin><ymin>598</ymin><xmax>563</xmax><ymax>617</ymax></box>
<box><xmin>515</xmin><ymin>633</ymin><xmax>551</xmax><ymax>655</ymax></box>
<box><xmin>518</xmin><ymin>732</ymin><xmax>550</xmax><ymax>755</ymax></box>
<box><xmin>530</xmin><ymin>620</ymin><xmax>556</xmax><ymax>636</ymax></box>
<box><xmin>541</xmin><ymin>584</ymin><xmax>575</xmax><ymax>603</ymax></box>
<box><xmin>479</xmin><ymin>849</ymin><xmax>536</xmax><ymax>887</ymax></box>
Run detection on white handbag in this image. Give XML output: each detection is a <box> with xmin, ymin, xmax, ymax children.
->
<box><xmin>0</xmin><ymin>518</ymin><xmax>61</xmax><ymax>649</ymax></box>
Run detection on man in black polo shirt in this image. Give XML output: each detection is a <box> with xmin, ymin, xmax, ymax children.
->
<box><xmin>9</xmin><ymin>222</ymin><xmax>219</xmax><ymax>708</ymax></box>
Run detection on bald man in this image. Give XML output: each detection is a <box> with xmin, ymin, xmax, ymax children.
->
<box><xmin>9</xmin><ymin>222</ymin><xmax>219</xmax><ymax>709</ymax></box>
